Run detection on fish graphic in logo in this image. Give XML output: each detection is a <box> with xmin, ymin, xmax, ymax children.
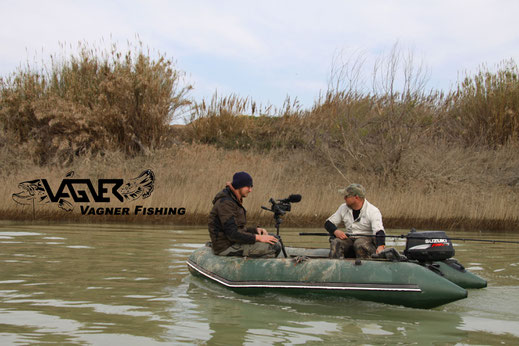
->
<box><xmin>120</xmin><ymin>169</ymin><xmax>155</xmax><ymax>201</ymax></box>
<box><xmin>12</xmin><ymin>174</ymin><xmax>74</xmax><ymax>212</ymax></box>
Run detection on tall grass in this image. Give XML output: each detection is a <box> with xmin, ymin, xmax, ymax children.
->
<box><xmin>302</xmin><ymin>46</ymin><xmax>446</xmax><ymax>183</ymax></box>
<box><xmin>443</xmin><ymin>59</ymin><xmax>519</xmax><ymax>146</ymax></box>
<box><xmin>1</xmin><ymin>42</ymin><xmax>518</xmax><ymax>230</ymax></box>
<box><xmin>0</xmin><ymin>41</ymin><xmax>192</xmax><ymax>165</ymax></box>
<box><xmin>183</xmin><ymin>92</ymin><xmax>305</xmax><ymax>150</ymax></box>
<box><xmin>1</xmin><ymin>144</ymin><xmax>517</xmax><ymax>231</ymax></box>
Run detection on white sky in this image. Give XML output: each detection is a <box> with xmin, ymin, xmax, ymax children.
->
<box><xmin>1</xmin><ymin>0</ymin><xmax>519</xmax><ymax>116</ymax></box>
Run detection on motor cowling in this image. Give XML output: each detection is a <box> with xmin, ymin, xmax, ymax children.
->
<box><xmin>403</xmin><ymin>230</ymin><xmax>455</xmax><ymax>262</ymax></box>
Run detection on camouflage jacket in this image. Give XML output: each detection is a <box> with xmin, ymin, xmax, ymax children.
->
<box><xmin>208</xmin><ymin>184</ymin><xmax>257</xmax><ymax>254</ymax></box>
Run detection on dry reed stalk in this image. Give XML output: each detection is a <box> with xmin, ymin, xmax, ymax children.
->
<box><xmin>0</xmin><ymin>40</ymin><xmax>192</xmax><ymax>165</ymax></box>
<box><xmin>1</xmin><ymin>144</ymin><xmax>517</xmax><ymax>231</ymax></box>
<box><xmin>445</xmin><ymin>59</ymin><xmax>519</xmax><ymax>146</ymax></box>
<box><xmin>1</xmin><ymin>42</ymin><xmax>519</xmax><ymax>231</ymax></box>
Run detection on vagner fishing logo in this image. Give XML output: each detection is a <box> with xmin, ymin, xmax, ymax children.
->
<box><xmin>12</xmin><ymin>169</ymin><xmax>185</xmax><ymax>216</ymax></box>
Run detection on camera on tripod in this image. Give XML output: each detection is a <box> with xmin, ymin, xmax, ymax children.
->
<box><xmin>261</xmin><ymin>194</ymin><xmax>301</xmax><ymax>227</ymax></box>
<box><xmin>264</xmin><ymin>194</ymin><xmax>300</xmax><ymax>216</ymax></box>
<box><xmin>261</xmin><ymin>194</ymin><xmax>301</xmax><ymax>258</ymax></box>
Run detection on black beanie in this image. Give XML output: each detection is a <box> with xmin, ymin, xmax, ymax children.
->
<box><xmin>231</xmin><ymin>171</ymin><xmax>253</xmax><ymax>189</ymax></box>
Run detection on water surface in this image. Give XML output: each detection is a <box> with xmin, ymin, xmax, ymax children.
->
<box><xmin>0</xmin><ymin>222</ymin><xmax>518</xmax><ymax>344</ymax></box>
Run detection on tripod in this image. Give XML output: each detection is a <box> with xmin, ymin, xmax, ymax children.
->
<box><xmin>261</xmin><ymin>203</ymin><xmax>288</xmax><ymax>258</ymax></box>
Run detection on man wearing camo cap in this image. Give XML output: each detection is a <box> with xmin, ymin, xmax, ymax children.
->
<box><xmin>324</xmin><ymin>183</ymin><xmax>386</xmax><ymax>259</ymax></box>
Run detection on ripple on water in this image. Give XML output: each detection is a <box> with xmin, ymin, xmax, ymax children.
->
<box><xmin>0</xmin><ymin>232</ymin><xmax>41</xmax><ymax>237</ymax></box>
<box><xmin>178</xmin><ymin>243</ymin><xmax>205</xmax><ymax>249</ymax></box>
<box><xmin>460</xmin><ymin>316</ymin><xmax>519</xmax><ymax>337</ymax></box>
<box><xmin>361</xmin><ymin>323</ymin><xmax>394</xmax><ymax>336</ymax></box>
<box><xmin>168</xmin><ymin>248</ymin><xmax>196</xmax><ymax>254</ymax></box>
<box><xmin>1</xmin><ymin>224</ymin><xmax>518</xmax><ymax>344</ymax></box>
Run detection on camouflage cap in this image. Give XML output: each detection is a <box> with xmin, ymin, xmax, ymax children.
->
<box><xmin>338</xmin><ymin>183</ymin><xmax>366</xmax><ymax>198</ymax></box>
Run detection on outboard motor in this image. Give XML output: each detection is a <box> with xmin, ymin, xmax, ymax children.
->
<box><xmin>404</xmin><ymin>230</ymin><xmax>455</xmax><ymax>262</ymax></box>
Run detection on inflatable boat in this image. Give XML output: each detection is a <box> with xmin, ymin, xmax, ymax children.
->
<box><xmin>187</xmin><ymin>230</ymin><xmax>487</xmax><ymax>309</ymax></box>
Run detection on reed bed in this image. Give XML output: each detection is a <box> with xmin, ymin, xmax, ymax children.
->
<box><xmin>1</xmin><ymin>144</ymin><xmax>518</xmax><ymax>231</ymax></box>
<box><xmin>1</xmin><ymin>42</ymin><xmax>519</xmax><ymax>231</ymax></box>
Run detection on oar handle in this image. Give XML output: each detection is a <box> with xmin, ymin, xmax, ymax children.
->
<box><xmin>299</xmin><ymin>232</ymin><xmax>330</xmax><ymax>236</ymax></box>
<box><xmin>299</xmin><ymin>232</ymin><xmax>394</xmax><ymax>238</ymax></box>
<box><xmin>298</xmin><ymin>232</ymin><xmax>519</xmax><ymax>244</ymax></box>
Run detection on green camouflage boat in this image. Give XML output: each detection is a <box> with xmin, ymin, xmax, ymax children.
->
<box><xmin>187</xmin><ymin>244</ymin><xmax>484</xmax><ymax>309</ymax></box>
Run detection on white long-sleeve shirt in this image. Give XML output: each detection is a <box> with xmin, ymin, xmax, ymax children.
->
<box><xmin>326</xmin><ymin>199</ymin><xmax>384</xmax><ymax>235</ymax></box>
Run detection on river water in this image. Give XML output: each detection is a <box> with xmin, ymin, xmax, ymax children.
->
<box><xmin>0</xmin><ymin>222</ymin><xmax>518</xmax><ymax>345</ymax></box>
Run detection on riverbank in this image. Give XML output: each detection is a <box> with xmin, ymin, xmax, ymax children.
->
<box><xmin>1</xmin><ymin>44</ymin><xmax>518</xmax><ymax>231</ymax></box>
<box><xmin>2</xmin><ymin>144</ymin><xmax>518</xmax><ymax>231</ymax></box>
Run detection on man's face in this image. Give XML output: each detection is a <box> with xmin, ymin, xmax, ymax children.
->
<box><xmin>238</xmin><ymin>186</ymin><xmax>252</xmax><ymax>198</ymax></box>
<box><xmin>344</xmin><ymin>195</ymin><xmax>356</xmax><ymax>208</ymax></box>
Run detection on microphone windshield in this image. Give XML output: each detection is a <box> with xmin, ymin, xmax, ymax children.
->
<box><xmin>288</xmin><ymin>194</ymin><xmax>302</xmax><ymax>203</ymax></box>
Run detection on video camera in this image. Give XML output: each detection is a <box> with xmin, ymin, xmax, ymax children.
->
<box><xmin>261</xmin><ymin>194</ymin><xmax>302</xmax><ymax>258</ymax></box>
<box><xmin>261</xmin><ymin>194</ymin><xmax>302</xmax><ymax>218</ymax></box>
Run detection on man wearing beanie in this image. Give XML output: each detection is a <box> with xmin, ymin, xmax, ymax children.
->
<box><xmin>208</xmin><ymin>171</ymin><xmax>281</xmax><ymax>258</ymax></box>
<box><xmin>325</xmin><ymin>183</ymin><xmax>386</xmax><ymax>259</ymax></box>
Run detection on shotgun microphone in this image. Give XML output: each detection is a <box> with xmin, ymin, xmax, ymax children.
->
<box><xmin>280</xmin><ymin>194</ymin><xmax>302</xmax><ymax>203</ymax></box>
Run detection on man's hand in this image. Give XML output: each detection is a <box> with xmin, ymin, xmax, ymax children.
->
<box><xmin>255</xmin><ymin>234</ymin><xmax>278</xmax><ymax>244</ymax></box>
<box><xmin>333</xmin><ymin>230</ymin><xmax>348</xmax><ymax>240</ymax></box>
<box><xmin>376</xmin><ymin>245</ymin><xmax>385</xmax><ymax>254</ymax></box>
<box><xmin>256</xmin><ymin>227</ymin><xmax>268</xmax><ymax>235</ymax></box>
